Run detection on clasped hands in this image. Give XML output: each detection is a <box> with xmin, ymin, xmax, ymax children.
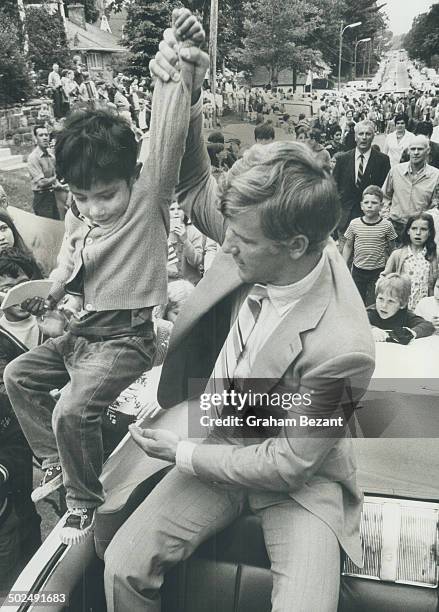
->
<box><xmin>149</xmin><ymin>8</ymin><xmax>209</xmax><ymax>93</ymax></box>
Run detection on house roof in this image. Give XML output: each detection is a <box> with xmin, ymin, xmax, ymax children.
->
<box><xmin>65</xmin><ymin>18</ymin><xmax>125</xmax><ymax>53</ymax></box>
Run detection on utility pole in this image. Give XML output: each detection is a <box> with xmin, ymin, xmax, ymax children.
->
<box><xmin>367</xmin><ymin>39</ymin><xmax>372</xmax><ymax>77</ymax></box>
<box><xmin>17</xmin><ymin>0</ymin><xmax>29</xmax><ymax>55</ymax></box>
<box><xmin>209</xmin><ymin>0</ymin><xmax>218</xmax><ymax>127</ymax></box>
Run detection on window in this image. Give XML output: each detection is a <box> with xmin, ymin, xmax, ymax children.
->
<box><xmin>87</xmin><ymin>53</ymin><xmax>104</xmax><ymax>69</ymax></box>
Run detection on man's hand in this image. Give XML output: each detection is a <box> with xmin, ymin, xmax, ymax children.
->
<box><xmin>129</xmin><ymin>424</ymin><xmax>180</xmax><ymax>462</ymax></box>
<box><xmin>432</xmin><ymin>315</ymin><xmax>439</xmax><ymax>331</ymax></box>
<box><xmin>372</xmin><ymin>327</ymin><xmax>388</xmax><ymax>342</ymax></box>
<box><xmin>149</xmin><ymin>10</ymin><xmax>209</xmax><ymax>94</ymax></box>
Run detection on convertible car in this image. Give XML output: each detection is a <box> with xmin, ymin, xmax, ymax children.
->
<box><xmin>2</xmin><ymin>333</ymin><xmax>439</xmax><ymax>612</ymax></box>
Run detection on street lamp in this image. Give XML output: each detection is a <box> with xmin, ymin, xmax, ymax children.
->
<box><xmin>338</xmin><ymin>21</ymin><xmax>362</xmax><ymax>91</ymax></box>
<box><xmin>354</xmin><ymin>37</ymin><xmax>371</xmax><ymax>79</ymax></box>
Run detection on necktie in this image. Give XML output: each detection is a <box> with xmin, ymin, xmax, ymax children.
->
<box><xmin>356</xmin><ymin>154</ymin><xmax>364</xmax><ymax>188</ymax></box>
<box><xmin>206</xmin><ymin>284</ymin><xmax>268</xmax><ymax>418</ymax></box>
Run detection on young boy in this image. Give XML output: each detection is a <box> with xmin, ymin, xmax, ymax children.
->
<box><xmin>0</xmin><ymin>251</ymin><xmax>42</xmax><ymax>590</ymax></box>
<box><xmin>4</xmin><ymin>16</ymin><xmax>205</xmax><ymax>545</ymax></box>
<box><xmin>368</xmin><ymin>274</ymin><xmax>435</xmax><ymax>344</ymax></box>
<box><xmin>415</xmin><ymin>277</ymin><xmax>439</xmax><ymax>333</ymax></box>
<box><xmin>343</xmin><ymin>185</ymin><xmax>397</xmax><ymax>305</ymax></box>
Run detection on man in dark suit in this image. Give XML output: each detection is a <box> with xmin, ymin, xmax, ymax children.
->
<box><xmin>104</xmin><ymin>11</ymin><xmax>375</xmax><ymax>612</ymax></box>
<box><xmin>333</xmin><ymin>121</ymin><xmax>391</xmax><ymax>244</ymax></box>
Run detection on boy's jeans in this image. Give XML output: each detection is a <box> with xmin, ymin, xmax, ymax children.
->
<box><xmin>4</xmin><ymin>329</ymin><xmax>156</xmax><ymax>509</ymax></box>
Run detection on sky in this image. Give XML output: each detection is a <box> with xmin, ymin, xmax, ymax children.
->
<box><xmin>384</xmin><ymin>0</ymin><xmax>436</xmax><ymax>34</ymax></box>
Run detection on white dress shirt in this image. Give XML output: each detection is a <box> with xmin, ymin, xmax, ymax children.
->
<box><xmin>383</xmin><ymin>130</ymin><xmax>415</xmax><ymax>167</ymax></box>
<box><xmin>176</xmin><ymin>251</ymin><xmax>328</xmax><ymax>475</ymax></box>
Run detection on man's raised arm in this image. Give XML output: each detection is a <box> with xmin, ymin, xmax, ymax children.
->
<box><xmin>150</xmin><ymin>16</ymin><xmax>227</xmax><ymax>245</ymax></box>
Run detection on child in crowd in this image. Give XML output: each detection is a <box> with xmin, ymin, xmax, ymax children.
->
<box><xmin>4</xmin><ymin>13</ymin><xmax>205</xmax><ymax>545</ymax></box>
<box><xmin>0</xmin><ymin>251</ymin><xmax>43</xmax><ymax>591</ymax></box>
<box><xmin>368</xmin><ymin>274</ymin><xmax>435</xmax><ymax>343</ymax></box>
<box><xmin>169</xmin><ymin>201</ymin><xmax>204</xmax><ymax>285</ymax></box>
<box><xmin>383</xmin><ymin>212</ymin><xmax>438</xmax><ymax>310</ymax></box>
<box><xmin>343</xmin><ymin>185</ymin><xmax>397</xmax><ymax>305</ymax></box>
<box><xmin>415</xmin><ymin>277</ymin><xmax>439</xmax><ymax>333</ymax></box>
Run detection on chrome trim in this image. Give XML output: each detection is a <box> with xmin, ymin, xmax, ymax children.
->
<box><xmin>343</xmin><ymin>496</ymin><xmax>439</xmax><ymax>588</ymax></box>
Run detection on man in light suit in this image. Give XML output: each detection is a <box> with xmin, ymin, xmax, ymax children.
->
<box><xmin>333</xmin><ymin>121</ymin><xmax>390</xmax><ymax>242</ymax></box>
<box><xmin>104</xmin><ymin>11</ymin><xmax>375</xmax><ymax>612</ymax></box>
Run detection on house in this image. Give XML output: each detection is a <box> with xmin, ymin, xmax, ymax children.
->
<box><xmin>65</xmin><ymin>3</ymin><xmax>126</xmax><ymax>81</ymax></box>
<box><xmin>250</xmin><ymin>67</ymin><xmax>308</xmax><ymax>93</ymax></box>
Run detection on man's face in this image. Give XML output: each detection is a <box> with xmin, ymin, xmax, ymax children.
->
<box><xmin>70</xmin><ymin>178</ymin><xmax>133</xmax><ymax>228</ymax></box>
<box><xmin>35</xmin><ymin>128</ymin><xmax>49</xmax><ymax>150</ymax></box>
<box><xmin>409</xmin><ymin>138</ymin><xmax>429</xmax><ymax>166</ymax></box>
<box><xmin>333</xmin><ymin>130</ymin><xmax>342</xmax><ymax>143</ymax></box>
<box><xmin>0</xmin><ymin>273</ymin><xmax>31</xmax><ymax>321</ymax></box>
<box><xmin>53</xmin><ymin>64</ymin><xmax>59</xmax><ymax>73</ymax></box>
<box><xmin>222</xmin><ymin>208</ymin><xmax>289</xmax><ymax>284</ymax></box>
<box><xmin>395</xmin><ymin>120</ymin><xmax>406</xmax><ymax>134</ymax></box>
<box><xmin>355</xmin><ymin>126</ymin><xmax>374</xmax><ymax>152</ymax></box>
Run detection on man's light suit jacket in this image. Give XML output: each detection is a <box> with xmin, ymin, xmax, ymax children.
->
<box><xmin>157</xmin><ymin>96</ymin><xmax>375</xmax><ymax>566</ymax></box>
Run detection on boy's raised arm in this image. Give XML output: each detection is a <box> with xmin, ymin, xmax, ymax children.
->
<box><xmin>140</xmin><ymin>11</ymin><xmax>204</xmax><ymax>214</ymax></box>
<box><xmin>150</xmin><ymin>16</ymin><xmax>227</xmax><ymax>245</ymax></box>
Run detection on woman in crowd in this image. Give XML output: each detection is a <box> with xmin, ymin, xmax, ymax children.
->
<box><xmin>0</xmin><ymin>212</ymin><xmax>42</xmax><ymax>279</ymax></box>
<box><xmin>168</xmin><ymin>202</ymin><xmax>204</xmax><ymax>285</ymax></box>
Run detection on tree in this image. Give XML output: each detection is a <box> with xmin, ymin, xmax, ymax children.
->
<box><xmin>0</xmin><ymin>8</ymin><xmax>33</xmax><ymax>104</ymax></box>
<box><xmin>26</xmin><ymin>6</ymin><xmax>71</xmax><ymax>73</ymax></box>
<box><xmin>405</xmin><ymin>4</ymin><xmax>439</xmax><ymax>67</ymax></box>
<box><xmin>123</xmin><ymin>0</ymin><xmax>174</xmax><ymax>80</ymax></box>
<box><xmin>231</xmin><ymin>0</ymin><xmax>324</xmax><ymax>86</ymax></box>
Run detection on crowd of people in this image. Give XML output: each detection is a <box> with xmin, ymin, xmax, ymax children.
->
<box><xmin>0</xmin><ymin>8</ymin><xmax>439</xmax><ymax>610</ymax></box>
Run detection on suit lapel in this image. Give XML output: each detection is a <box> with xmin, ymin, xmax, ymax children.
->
<box><xmin>243</xmin><ymin>256</ymin><xmax>333</xmax><ymax>393</ymax></box>
<box><xmin>348</xmin><ymin>150</ymin><xmax>356</xmax><ymax>183</ymax></box>
<box><xmin>168</xmin><ymin>249</ymin><xmax>243</xmax><ymax>351</ymax></box>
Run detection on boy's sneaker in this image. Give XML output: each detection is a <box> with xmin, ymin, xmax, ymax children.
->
<box><xmin>60</xmin><ymin>508</ymin><xmax>95</xmax><ymax>545</ymax></box>
<box><xmin>31</xmin><ymin>465</ymin><xmax>63</xmax><ymax>502</ymax></box>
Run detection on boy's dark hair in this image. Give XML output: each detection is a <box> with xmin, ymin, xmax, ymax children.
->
<box><xmin>394</xmin><ymin>113</ymin><xmax>408</xmax><ymax>126</ymax></box>
<box><xmin>55</xmin><ymin>109</ymin><xmax>138</xmax><ymax>189</ymax></box>
<box><xmin>254</xmin><ymin>122</ymin><xmax>275</xmax><ymax>142</ymax></box>
<box><xmin>0</xmin><ymin>248</ymin><xmax>40</xmax><ymax>281</ymax></box>
<box><xmin>207</xmin><ymin>131</ymin><xmax>225</xmax><ymax>144</ymax></box>
<box><xmin>362</xmin><ymin>185</ymin><xmax>384</xmax><ymax>202</ymax></box>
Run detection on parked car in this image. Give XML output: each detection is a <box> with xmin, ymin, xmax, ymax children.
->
<box><xmin>3</xmin><ymin>333</ymin><xmax>439</xmax><ymax>612</ymax></box>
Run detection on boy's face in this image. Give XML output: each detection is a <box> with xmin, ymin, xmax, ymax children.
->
<box><xmin>361</xmin><ymin>194</ymin><xmax>382</xmax><ymax>218</ymax></box>
<box><xmin>375</xmin><ymin>291</ymin><xmax>403</xmax><ymax>320</ymax></box>
<box><xmin>70</xmin><ymin>177</ymin><xmax>135</xmax><ymax>228</ymax></box>
<box><xmin>0</xmin><ymin>273</ymin><xmax>31</xmax><ymax>321</ymax></box>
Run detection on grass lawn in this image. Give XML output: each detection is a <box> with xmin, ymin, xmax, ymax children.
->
<box><xmin>0</xmin><ymin>167</ymin><xmax>33</xmax><ymax>212</ymax></box>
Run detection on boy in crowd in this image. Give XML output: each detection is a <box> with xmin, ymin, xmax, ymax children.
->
<box><xmin>343</xmin><ymin>185</ymin><xmax>397</xmax><ymax>305</ymax></box>
<box><xmin>0</xmin><ymin>251</ymin><xmax>43</xmax><ymax>590</ymax></box>
<box><xmin>254</xmin><ymin>121</ymin><xmax>275</xmax><ymax>144</ymax></box>
<box><xmin>415</xmin><ymin>277</ymin><xmax>439</xmax><ymax>333</ymax></box>
<box><xmin>368</xmin><ymin>274</ymin><xmax>434</xmax><ymax>344</ymax></box>
<box><xmin>4</xmin><ymin>19</ymin><xmax>204</xmax><ymax>545</ymax></box>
